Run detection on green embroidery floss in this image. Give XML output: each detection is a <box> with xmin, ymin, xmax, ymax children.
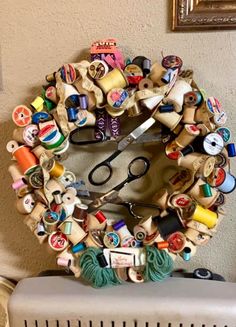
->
<box><xmin>80</xmin><ymin>247</ymin><xmax>122</xmax><ymax>288</ymax></box>
<box><xmin>144</xmin><ymin>246</ymin><xmax>174</xmax><ymax>282</ymax></box>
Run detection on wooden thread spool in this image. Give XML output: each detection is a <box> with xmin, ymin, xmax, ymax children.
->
<box><xmin>133</xmin><ymin>225</ymin><xmax>146</xmax><ymax>241</ymax></box>
<box><xmin>45</xmin><ymin>86</ymin><xmax>58</xmax><ymax>104</ymax></box>
<box><xmin>32</xmin><ymin>145</ymin><xmax>48</xmax><ymax>159</ymax></box>
<box><xmin>45</xmin><ymin>179</ymin><xmax>65</xmax><ymax>194</ymax></box>
<box><xmin>127</xmin><ymin>101</ymin><xmax>142</xmax><ymax>117</ymax></box>
<box><xmin>141</xmin><ymin>95</ymin><xmax>164</xmax><ymax>110</ymax></box>
<box><xmin>139</xmin><ymin>215</ymin><xmax>158</xmax><ymax>244</ymax></box>
<box><xmin>197</xmin><ymin>123</ymin><xmax>211</xmax><ymax>136</ymax></box>
<box><xmin>149</xmin><ymin>62</ymin><xmax>167</xmax><ymax>86</ymax></box>
<box><xmin>84</xmin><ymin>213</ymin><xmax>107</xmax><ymax>231</ymax></box>
<box><xmin>59</xmin><ymin>216</ymin><xmax>87</xmax><ymax>245</ymax></box>
<box><xmin>188</xmin><ymin>178</ymin><xmax>219</xmax><ymax>208</ymax></box>
<box><xmin>29</xmin><ymin>202</ymin><xmax>47</xmax><ymax>223</ymax></box>
<box><xmin>182</xmin><ymin>105</ymin><xmax>197</xmax><ymax>124</ymax></box>
<box><xmin>138</xmin><ymin>78</ymin><xmax>153</xmax><ymax>90</ymax></box>
<box><xmin>43</xmin><ymin>211</ymin><xmax>59</xmax><ymax>234</ymax></box>
<box><xmin>8</xmin><ymin>163</ymin><xmax>24</xmax><ymax>181</ymax></box>
<box><xmin>96</xmin><ymin>68</ymin><xmax>128</xmax><ymax>94</ymax></box>
<box><xmin>13</xmin><ymin>145</ymin><xmax>39</xmax><ymax>175</ymax></box>
<box><xmin>175</xmin><ymin>124</ymin><xmax>200</xmax><ymax>148</ymax></box>
<box><xmin>185</xmin><ymin>228</ymin><xmax>210</xmax><ymax>245</ymax></box>
<box><xmin>152</xmin><ymin>188</ymin><xmax>169</xmax><ymax>210</ymax></box>
<box><xmin>15</xmin><ymin>193</ymin><xmax>35</xmax><ymax>214</ymax></box>
<box><xmin>44</xmin><ymin>159</ymin><xmax>65</xmax><ymax>179</ymax></box>
<box><xmin>73</xmin><ymin>203</ymin><xmax>88</xmax><ymax>222</ymax></box>
<box><xmin>73</xmin><ymin>78</ymin><xmax>96</xmax><ymax>111</ymax></box>
<box><xmin>164</xmin><ymin>80</ymin><xmax>192</xmax><ymax>113</ymax></box>
<box><xmin>153</xmin><ymin>110</ymin><xmax>182</xmax><ymax>131</ymax></box>
<box><xmin>178</xmin><ymin>152</ymin><xmax>208</xmax><ymax>172</ymax></box>
<box><xmin>198</xmin><ymin>156</ymin><xmax>216</xmax><ymax>178</ymax></box>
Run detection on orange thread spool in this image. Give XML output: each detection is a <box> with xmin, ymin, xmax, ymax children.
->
<box><xmin>13</xmin><ymin>145</ymin><xmax>38</xmax><ymax>175</ymax></box>
<box><xmin>157</xmin><ymin>241</ymin><xmax>169</xmax><ymax>250</ymax></box>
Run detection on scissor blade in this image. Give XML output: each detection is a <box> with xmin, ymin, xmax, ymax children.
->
<box><xmin>117</xmin><ymin>117</ymin><xmax>156</xmax><ymax>151</ymax></box>
<box><xmin>87</xmin><ymin>190</ymin><xmax>120</xmax><ymax>212</ymax></box>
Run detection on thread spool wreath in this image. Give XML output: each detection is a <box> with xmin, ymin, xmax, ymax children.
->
<box><xmin>7</xmin><ymin>38</ymin><xmax>236</xmax><ymax>288</ymax></box>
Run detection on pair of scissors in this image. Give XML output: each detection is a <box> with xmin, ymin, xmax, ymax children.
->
<box><xmin>83</xmin><ymin>157</ymin><xmax>151</xmax><ymax>214</ymax></box>
<box><xmin>87</xmin><ymin>115</ymin><xmax>157</xmax><ymax>185</ymax></box>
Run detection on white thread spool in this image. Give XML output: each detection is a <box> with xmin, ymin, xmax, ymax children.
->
<box><xmin>59</xmin><ymin>216</ymin><xmax>87</xmax><ymax>245</ymax></box>
<box><xmin>15</xmin><ymin>193</ymin><xmax>35</xmax><ymax>214</ymax></box>
<box><xmin>6</xmin><ymin>140</ymin><xmax>19</xmax><ymax>153</ymax></box>
<box><xmin>182</xmin><ymin>106</ymin><xmax>197</xmax><ymax>124</ymax></box>
<box><xmin>188</xmin><ymin>178</ymin><xmax>219</xmax><ymax>208</ymax></box>
<box><xmin>175</xmin><ymin>124</ymin><xmax>200</xmax><ymax>148</ymax></box>
<box><xmin>141</xmin><ymin>95</ymin><xmax>164</xmax><ymax>110</ymax></box>
<box><xmin>139</xmin><ymin>215</ymin><xmax>158</xmax><ymax>242</ymax></box>
<box><xmin>164</xmin><ymin>80</ymin><xmax>192</xmax><ymax>113</ymax></box>
<box><xmin>153</xmin><ymin>110</ymin><xmax>182</xmax><ymax>131</ymax></box>
<box><xmin>63</xmin><ymin>83</ymin><xmax>79</xmax><ymax>104</ymax></box>
<box><xmin>45</xmin><ymin>179</ymin><xmax>66</xmax><ymax>194</ymax></box>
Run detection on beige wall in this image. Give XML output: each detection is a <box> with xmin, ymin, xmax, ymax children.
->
<box><xmin>0</xmin><ymin>0</ymin><xmax>236</xmax><ymax>290</ymax></box>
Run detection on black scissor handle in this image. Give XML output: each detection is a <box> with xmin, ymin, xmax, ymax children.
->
<box><xmin>88</xmin><ymin>150</ymin><xmax>122</xmax><ymax>186</ymax></box>
<box><xmin>69</xmin><ymin>127</ymin><xmax>106</xmax><ymax>145</ymax></box>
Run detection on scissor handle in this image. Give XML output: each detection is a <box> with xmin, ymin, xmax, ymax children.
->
<box><xmin>113</xmin><ymin>156</ymin><xmax>150</xmax><ymax>192</ymax></box>
<box><xmin>88</xmin><ymin>150</ymin><xmax>122</xmax><ymax>186</ymax></box>
<box><xmin>69</xmin><ymin>128</ymin><xmax>106</xmax><ymax>145</ymax></box>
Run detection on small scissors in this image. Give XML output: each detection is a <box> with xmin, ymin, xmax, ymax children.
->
<box><xmin>87</xmin><ymin>115</ymin><xmax>157</xmax><ymax>185</ymax></box>
<box><xmin>83</xmin><ymin>156</ymin><xmax>151</xmax><ymax>214</ymax></box>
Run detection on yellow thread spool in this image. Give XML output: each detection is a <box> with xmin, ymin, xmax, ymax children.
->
<box><xmin>191</xmin><ymin>204</ymin><xmax>218</xmax><ymax>229</ymax></box>
<box><xmin>48</xmin><ymin>159</ymin><xmax>65</xmax><ymax>178</ymax></box>
<box><xmin>96</xmin><ymin>68</ymin><xmax>128</xmax><ymax>94</ymax></box>
<box><xmin>31</xmin><ymin>96</ymin><xmax>44</xmax><ymax>112</ymax></box>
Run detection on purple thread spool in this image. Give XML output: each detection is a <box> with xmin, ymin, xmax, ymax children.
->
<box><xmin>79</xmin><ymin>94</ymin><xmax>88</xmax><ymax>110</ymax></box>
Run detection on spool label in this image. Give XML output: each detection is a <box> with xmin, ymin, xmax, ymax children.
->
<box><xmin>49</xmin><ymin>232</ymin><xmax>68</xmax><ymax>251</ymax></box>
<box><xmin>107</xmin><ymin>88</ymin><xmax>129</xmax><ymax>109</ymax></box>
<box><xmin>203</xmin><ymin>133</ymin><xmax>224</xmax><ymax>156</ymax></box>
<box><xmin>216</xmin><ymin>127</ymin><xmax>231</xmax><ymax>143</ymax></box>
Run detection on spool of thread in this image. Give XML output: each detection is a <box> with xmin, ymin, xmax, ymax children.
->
<box><xmin>67</xmin><ymin>107</ymin><xmax>78</xmax><ymax>122</ymax></box>
<box><xmin>43</xmin><ymin>211</ymin><xmax>59</xmax><ymax>234</ymax></box>
<box><xmin>45</xmin><ymin>86</ymin><xmax>58</xmax><ymax>104</ymax></box>
<box><xmin>197</xmin><ymin>124</ymin><xmax>211</xmax><ymax>136</ymax></box>
<box><xmin>158</xmin><ymin>104</ymin><xmax>174</xmax><ymax>113</ymax></box>
<box><xmin>15</xmin><ymin>193</ymin><xmax>35</xmax><ymax>214</ymax></box>
<box><xmin>71</xmin><ymin>242</ymin><xmax>86</xmax><ymax>254</ymax></box>
<box><xmin>59</xmin><ymin>216</ymin><xmax>87</xmax><ymax>245</ymax></box>
<box><xmin>96</xmin><ymin>68</ymin><xmax>128</xmax><ymax>94</ymax></box>
<box><xmin>193</xmin><ymin>133</ymin><xmax>224</xmax><ymax>156</ymax></box>
<box><xmin>152</xmin><ymin>188</ymin><xmax>169</xmax><ymax>210</ymax></box>
<box><xmin>156</xmin><ymin>212</ymin><xmax>184</xmax><ymax>238</ymax></box>
<box><xmin>39</xmin><ymin>125</ymin><xmax>65</xmax><ymax>149</ymax></box>
<box><xmin>57</xmin><ymin>257</ymin><xmax>71</xmax><ymax>268</ymax></box>
<box><xmin>182</xmin><ymin>106</ymin><xmax>197</xmax><ymax>124</ymax></box>
<box><xmin>138</xmin><ymin>78</ymin><xmax>153</xmax><ymax>90</ymax></box>
<box><xmin>153</xmin><ymin>110</ymin><xmax>182</xmax><ymax>131</ymax></box>
<box><xmin>127</xmin><ymin>102</ymin><xmax>142</xmax><ymax>117</ymax></box>
<box><xmin>6</xmin><ymin>140</ymin><xmax>19</xmax><ymax>153</ymax></box>
<box><xmin>191</xmin><ymin>204</ymin><xmax>218</xmax><ymax>229</ymax></box>
<box><xmin>185</xmin><ymin>228</ymin><xmax>210</xmax><ymax>246</ymax></box>
<box><xmin>44</xmin><ymin>159</ymin><xmax>65</xmax><ymax>178</ymax></box>
<box><xmin>103</xmin><ymin>232</ymin><xmax>120</xmax><ymax>248</ymax></box>
<box><xmin>95</xmin><ymin>211</ymin><xmax>107</xmax><ymax>224</ymax></box>
<box><xmin>53</xmin><ymin>190</ymin><xmax>62</xmax><ymax>204</ymax></box>
<box><xmin>161</xmin><ymin>68</ymin><xmax>175</xmax><ymax>84</ymax></box>
<box><xmin>48</xmin><ymin>231</ymin><xmax>69</xmax><ymax>252</ymax></box>
<box><xmin>73</xmin><ymin>204</ymin><xmax>88</xmax><ymax>222</ymax></box>
<box><xmin>217</xmin><ymin>172</ymin><xmax>236</xmax><ymax>194</ymax></box>
<box><xmin>113</xmin><ymin>220</ymin><xmax>133</xmax><ymax>247</ymax></box>
<box><xmin>31</xmin><ymin>96</ymin><xmax>44</xmax><ymax>112</ymax></box>
<box><xmin>45</xmin><ymin>178</ymin><xmax>65</xmax><ymax>194</ymax></box>
<box><xmin>37</xmin><ymin>222</ymin><xmax>46</xmax><ymax>236</ymax></box>
<box><xmin>61</xmin><ymin>221</ymin><xmax>72</xmax><ymax>235</ymax></box>
<box><xmin>156</xmin><ymin>241</ymin><xmax>169</xmax><ymax>250</ymax></box>
<box><xmin>60</xmin><ymin>63</ymin><xmax>77</xmax><ymax>84</ymax></box>
<box><xmin>184</xmin><ymin>91</ymin><xmax>203</xmax><ymax>106</ymax></box>
<box><xmin>182</xmin><ymin>247</ymin><xmax>191</xmax><ymax>261</ymax></box>
<box><xmin>139</xmin><ymin>215</ymin><xmax>158</xmax><ymax>243</ymax></box>
<box><xmin>79</xmin><ymin>94</ymin><xmax>88</xmax><ymax>110</ymax></box>
<box><xmin>45</xmin><ymin>72</ymin><xmax>56</xmax><ymax>83</ymax></box>
<box><xmin>88</xmin><ymin>60</ymin><xmax>109</xmax><ymax>80</ymax></box>
<box><xmin>12</xmin><ymin>105</ymin><xmax>32</xmax><ymax>127</ymax></box>
<box><xmin>133</xmin><ymin>225</ymin><xmax>146</xmax><ymax>241</ymax></box>
<box><xmin>12</xmin><ymin>178</ymin><xmax>27</xmax><ymax>191</ymax></box>
<box><xmin>107</xmin><ymin>88</ymin><xmax>129</xmax><ymax>111</ymax></box>
<box><xmin>29</xmin><ymin>202</ymin><xmax>47</xmax><ymax>223</ymax></box>
<box><xmin>13</xmin><ymin>124</ymin><xmax>39</xmax><ymax>147</ymax></box>
<box><xmin>13</xmin><ymin>146</ymin><xmax>38</xmax><ymax>175</ymax></box>
<box><xmin>142</xmin><ymin>58</ymin><xmax>151</xmax><ymax>76</ymax></box>
<box><xmin>124</xmin><ymin>64</ymin><xmax>143</xmax><ymax>85</ymax></box>
<box><xmin>105</xmin><ymin>105</ymin><xmax>125</xmax><ymax>118</ymax></box>
<box><xmin>188</xmin><ymin>178</ymin><xmax>218</xmax><ymax>208</ymax></box>
<box><xmin>175</xmin><ymin>124</ymin><xmax>200</xmax><ymax>148</ymax></box>
<box><xmin>63</xmin><ymin>83</ymin><xmax>80</xmax><ymax>108</ymax></box>
<box><xmin>8</xmin><ymin>164</ymin><xmax>24</xmax><ymax>181</ymax></box>
<box><xmin>167</xmin><ymin>232</ymin><xmax>186</xmax><ymax>253</ymax></box>
<box><xmin>164</xmin><ymin>80</ymin><xmax>192</xmax><ymax>113</ymax></box>
<box><xmin>227</xmin><ymin>143</ymin><xmax>236</xmax><ymax>157</ymax></box>
<box><xmin>201</xmin><ymin>183</ymin><xmax>212</xmax><ymax>198</ymax></box>
<box><xmin>149</xmin><ymin>62</ymin><xmax>167</xmax><ymax>86</ymax></box>
<box><xmin>180</xmin><ymin>145</ymin><xmax>195</xmax><ymax>156</ymax></box>
<box><xmin>97</xmin><ymin>253</ymin><xmax>108</xmax><ymax>268</ymax></box>
<box><xmin>178</xmin><ymin>153</ymin><xmax>214</xmax><ymax>178</ymax></box>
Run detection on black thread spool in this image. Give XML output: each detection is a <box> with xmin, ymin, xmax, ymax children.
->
<box><xmin>155</xmin><ymin>212</ymin><xmax>184</xmax><ymax>238</ymax></box>
<box><xmin>97</xmin><ymin>253</ymin><xmax>108</xmax><ymax>268</ymax></box>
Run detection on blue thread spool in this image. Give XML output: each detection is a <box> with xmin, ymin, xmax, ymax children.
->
<box><xmin>183</xmin><ymin>247</ymin><xmax>191</xmax><ymax>261</ymax></box>
<box><xmin>161</xmin><ymin>68</ymin><xmax>174</xmax><ymax>84</ymax></box>
<box><xmin>71</xmin><ymin>242</ymin><xmax>86</xmax><ymax>254</ymax></box>
<box><xmin>32</xmin><ymin>111</ymin><xmax>50</xmax><ymax>124</ymax></box>
<box><xmin>218</xmin><ymin>172</ymin><xmax>236</xmax><ymax>194</ymax></box>
<box><xmin>67</xmin><ymin>107</ymin><xmax>78</xmax><ymax>122</ymax></box>
<box><xmin>159</xmin><ymin>104</ymin><xmax>174</xmax><ymax>113</ymax></box>
<box><xmin>227</xmin><ymin>143</ymin><xmax>236</xmax><ymax>157</ymax></box>
<box><xmin>79</xmin><ymin>94</ymin><xmax>88</xmax><ymax>110</ymax></box>
<box><xmin>142</xmin><ymin>58</ymin><xmax>151</xmax><ymax>76</ymax></box>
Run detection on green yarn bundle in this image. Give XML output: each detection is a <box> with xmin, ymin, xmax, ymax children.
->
<box><xmin>80</xmin><ymin>246</ymin><xmax>173</xmax><ymax>288</ymax></box>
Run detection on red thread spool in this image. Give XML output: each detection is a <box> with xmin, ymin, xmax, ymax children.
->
<box><xmin>95</xmin><ymin>210</ymin><xmax>107</xmax><ymax>223</ymax></box>
<box><xmin>13</xmin><ymin>145</ymin><xmax>38</xmax><ymax>175</ymax></box>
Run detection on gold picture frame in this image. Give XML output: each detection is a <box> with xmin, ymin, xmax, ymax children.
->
<box><xmin>172</xmin><ymin>0</ymin><xmax>236</xmax><ymax>30</ymax></box>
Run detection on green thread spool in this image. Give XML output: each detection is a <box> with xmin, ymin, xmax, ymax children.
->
<box><xmin>202</xmin><ymin>183</ymin><xmax>212</xmax><ymax>197</ymax></box>
<box><xmin>63</xmin><ymin>221</ymin><xmax>72</xmax><ymax>235</ymax></box>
